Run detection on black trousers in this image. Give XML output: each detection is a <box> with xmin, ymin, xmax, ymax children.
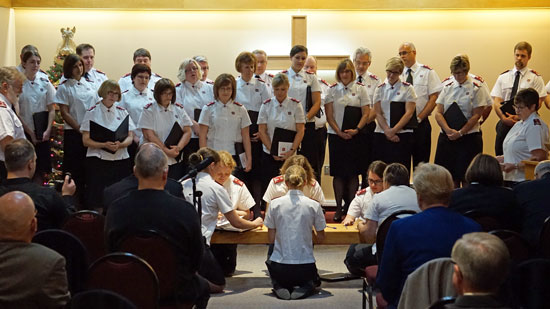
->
<box><xmin>242</xmin><ymin>141</ymin><xmax>263</xmax><ymax>218</ymax></box>
<box><xmin>373</xmin><ymin>132</ymin><xmax>413</xmax><ymax>174</ymax></box>
<box><xmin>434</xmin><ymin>132</ymin><xmax>483</xmax><ymax>182</ymax></box>
<box><xmin>63</xmin><ymin>130</ymin><xmax>87</xmax><ymax>206</ymax></box>
<box><xmin>495</xmin><ymin>120</ymin><xmax>513</xmax><ymax>156</ymax></box>
<box><xmin>412</xmin><ymin>119</ymin><xmax>432</xmax><ymax>168</ymax></box>
<box><xmin>261</xmin><ymin>151</ymin><xmax>283</xmax><ymax>193</ymax></box>
<box><xmin>198</xmin><ymin>245</ymin><xmax>226</xmax><ymax>287</ymax></box>
<box><xmin>85</xmin><ymin>157</ymin><xmax>131</xmax><ymax>209</ymax></box>
<box><xmin>299</xmin><ymin>123</ymin><xmax>327</xmax><ymax>183</ymax></box>
<box><xmin>344</xmin><ymin>244</ymin><xmax>378</xmax><ymax>277</ymax></box>
<box><xmin>0</xmin><ymin>161</ymin><xmax>6</xmax><ymax>182</ymax></box>
<box><xmin>266</xmin><ymin>260</ymin><xmax>320</xmax><ymax>291</ymax></box>
<box><xmin>210</xmin><ymin>244</ymin><xmax>238</xmax><ymax>276</ymax></box>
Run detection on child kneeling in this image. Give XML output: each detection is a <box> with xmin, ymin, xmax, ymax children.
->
<box><xmin>264</xmin><ymin>165</ymin><xmax>326</xmax><ymax>300</ymax></box>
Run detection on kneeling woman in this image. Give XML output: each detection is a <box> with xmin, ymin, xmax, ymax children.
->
<box><xmin>265</xmin><ymin>165</ymin><xmax>326</xmax><ymax>300</ymax></box>
<box><xmin>81</xmin><ymin>80</ymin><xmax>135</xmax><ymax>209</ymax></box>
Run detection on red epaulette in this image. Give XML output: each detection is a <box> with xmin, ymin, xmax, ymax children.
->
<box><xmin>530</xmin><ymin>69</ymin><xmax>541</xmax><ymax>76</ymax></box>
<box><xmin>256</xmin><ymin>77</ymin><xmax>266</xmax><ymax>83</ymax></box>
<box><xmin>422</xmin><ymin>65</ymin><xmax>433</xmax><ymax>70</ymax></box>
<box><xmin>263</xmin><ymin>98</ymin><xmax>271</xmax><ymax>104</ymax></box>
<box><xmin>306</xmin><ymin>71</ymin><xmax>314</xmax><ymax>75</ymax></box>
<box><xmin>473</xmin><ymin>82</ymin><xmax>480</xmax><ymax>88</ymax></box>
<box><xmin>377</xmin><ymin>83</ymin><xmax>385</xmax><ymax>88</ymax></box>
<box><xmin>402</xmin><ymin>81</ymin><xmax>411</xmax><ymax>86</ymax></box>
<box><xmin>233</xmin><ymin>101</ymin><xmax>242</xmax><ymax>106</ymax></box>
<box><xmin>442</xmin><ymin>77</ymin><xmax>451</xmax><ymax>83</ymax></box>
<box><xmin>356</xmin><ymin>188</ymin><xmax>367</xmax><ymax>196</ymax></box>
<box><xmin>473</xmin><ymin>75</ymin><xmax>485</xmax><ymax>83</ymax></box>
<box><xmin>356</xmin><ymin>81</ymin><xmax>365</xmax><ymax>86</ymax></box>
<box><xmin>174</xmin><ymin>102</ymin><xmax>184</xmax><ymax>108</ymax></box>
<box><xmin>206</xmin><ymin>101</ymin><xmax>215</xmax><ymax>106</ymax></box>
<box><xmin>40</xmin><ymin>69</ymin><xmax>47</xmax><ymax>74</ymax></box>
<box><xmin>320</xmin><ymin>79</ymin><xmax>329</xmax><ymax>86</ymax></box>
<box><xmin>206</xmin><ymin>80</ymin><xmax>214</xmax><ymax>85</ymax></box>
<box><xmin>122</xmin><ymin>72</ymin><xmax>131</xmax><ymax>78</ymax></box>
<box><xmin>534</xmin><ymin>118</ymin><xmax>541</xmax><ymax>126</ymax></box>
<box><xmin>121</xmin><ymin>89</ymin><xmax>129</xmax><ymax>94</ymax></box>
<box><xmin>445</xmin><ymin>82</ymin><xmax>453</xmax><ymax>87</ymax></box>
<box><xmin>310</xmin><ymin>179</ymin><xmax>317</xmax><ymax>187</ymax></box>
<box><xmin>281</xmin><ymin>70</ymin><xmax>288</xmax><ymax>74</ymax></box>
<box><xmin>0</xmin><ymin>101</ymin><xmax>7</xmax><ymax>108</ymax></box>
<box><xmin>500</xmin><ymin>70</ymin><xmax>510</xmax><ymax>75</ymax></box>
<box><xmin>330</xmin><ymin>83</ymin><xmax>338</xmax><ymax>88</ymax></box>
<box><xmin>96</xmin><ymin>69</ymin><xmax>106</xmax><ymax>75</ymax></box>
<box><xmin>273</xmin><ymin>175</ymin><xmax>285</xmax><ymax>184</ymax></box>
<box><xmin>268</xmin><ymin>73</ymin><xmax>275</xmax><ymax>78</ymax></box>
<box><xmin>175</xmin><ymin>82</ymin><xmax>182</xmax><ymax>87</ymax></box>
<box><xmin>88</xmin><ymin>104</ymin><xmax>97</xmax><ymax>112</ymax></box>
<box><xmin>290</xmin><ymin>97</ymin><xmax>300</xmax><ymax>103</ymax></box>
<box><xmin>153</xmin><ymin>73</ymin><xmax>162</xmax><ymax>78</ymax></box>
<box><xmin>116</xmin><ymin>106</ymin><xmax>126</xmax><ymax>111</ymax></box>
<box><xmin>233</xmin><ymin>177</ymin><xmax>244</xmax><ymax>186</ymax></box>
<box><xmin>144</xmin><ymin>103</ymin><xmax>153</xmax><ymax>109</ymax></box>
<box><xmin>59</xmin><ymin>80</ymin><xmax>68</xmax><ymax>85</ymax></box>
<box><xmin>369</xmin><ymin>74</ymin><xmax>379</xmax><ymax>81</ymax></box>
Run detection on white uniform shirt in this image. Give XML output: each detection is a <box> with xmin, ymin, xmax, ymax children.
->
<box><xmin>182</xmin><ymin>172</ymin><xmax>234</xmax><ymax>245</ymax></box>
<box><xmin>138</xmin><ymin>101</ymin><xmax>193</xmax><ymax>165</ymax></box>
<box><xmin>373</xmin><ymin>79</ymin><xmax>418</xmax><ymax>134</ymax></box>
<box><xmin>347</xmin><ymin>187</ymin><xmax>374</xmax><ymax>221</ymax></box>
<box><xmin>175</xmin><ymin>80</ymin><xmax>214</xmax><ymax>139</ymax></box>
<box><xmin>217</xmin><ymin>175</ymin><xmax>255</xmax><ymax>227</ymax></box>
<box><xmin>263</xmin><ymin>175</ymin><xmax>325</xmax><ymax>205</ymax></box>
<box><xmin>315</xmin><ymin>78</ymin><xmax>330</xmax><ymax>129</ymax></box>
<box><xmin>53</xmin><ymin>78</ymin><xmax>100</xmax><ymax>130</ymax></box>
<box><xmin>118</xmin><ymin>86</ymin><xmax>154</xmax><ymax>140</ymax></box>
<box><xmin>18</xmin><ymin>76</ymin><xmax>56</xmax><ymax>132</ymax></box>
<box><xmin>118</xmin><ymin>72</ymin><xmax>162</xmax><ymax>93</ymax></box>
<box><xmin>442</xmin><ymin>73</ymin><xmax>492</xmax><ymax>107</ymax></box>
<box><xmin>325</xmin><ymin>81</ymin><xmax>371</xmax><ymax>134</ymax></box>
<box><xmin>401</xmin><ymin>62</ymin><xmax>442</xmax><ymax>115</ymax></box>
<box><xmin>491</xmin><ymin>67</ymin><xmax>546</xmax><ymax>100</ymax></box>
<box><xmin>235</xmin><ymin>76</ymin><xmax>270</xmax><ymax>113</ymax></box>
<box><xmin>364</xmin><ymin>185</ymin><xmax>420</xmax><ymax>224</ymax></box>
<box><xmin>283</xmin><ymin>68</ymin><xmax>321</xmax><ymax>122</ymax></box>
<box><xmin>198</xmin><ymin>99</ymin><xmax>251</xmax><ymax>155</ymax></box>
<box><xmin>59</xmin><ymin>68</ymin><xmax>108</xmax><ymax>92</ymax></box>
<box><xmin>436</xmin><ymin>76</ymin><xmax>489</xmax><ymax>134</ymax></box>
<box><xmin>503</xmin><ymin>112</ymin><xmax>550</xmax><ymax>182</ymax></box>
<box><xmin>0</xmin><ymin>94</ymin><xmax>26</xmax><ymax>161</ymax></box>
<box><xmin>546</xmin><ymin>80</ymin><xmax>550</xmax><ymax>94</ymax></box>
<box><xmin>16</xmin><ymin>65</ymin><xmax>49</xmax><ymax>79</ymax></box>
<box><xmin>257</xmin><ymin>72</ymin><xmax>274</xmax><ymax>96</ymax></box>
<box><xmin>357</xmin><ymin>71</ymin><xmax>382</xmax><ymax>103</ymax></box>
<box><xmin>80</xmin><ymin>102</ymin><xmax>136</xmax><ymax>161</ymax></box>
<box><xmin>264</xmin><ymin>190</ymin><xmax>326</xmax><ymax>264</ymax></box>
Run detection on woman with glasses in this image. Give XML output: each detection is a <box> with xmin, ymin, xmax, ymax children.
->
<box><xmin>434</xmin><ymin>55</ymin><xmax>488</xmax><ymax>187</ymax></box>
<box><xmin>81</xmin><ymin>80</ymin><xmax>135</xmax><ymax>209</ymax></box>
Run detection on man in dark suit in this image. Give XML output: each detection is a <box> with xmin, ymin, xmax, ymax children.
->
<box><xmin>514</xmin><ymin>160</ymin><xmax>550</xmax><ymax>247</ymax></box>
<box><xmin>376</xmin><ymin>163</ymin><xmax>481</xmax><ymax>308</ymax></box>
<box><xmin>103</xmin><ymin>142</ymin><xmax>184</xmax><ymax>215</ymax></box>
<box><xmin>445</xmin><ymin>232</ymin><xmax>510</xmax><ymax>309</ymax></box>
<box><xmin>0</xmin><ymin>139</ymin><xmax>76</xmax><ymax>231</ymax></box>
<box><xmin>0</xmin><ymin>191</ymin><xmax>70</xmax><ymax>307</ymax></box>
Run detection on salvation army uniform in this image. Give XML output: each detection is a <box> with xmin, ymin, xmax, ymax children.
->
<box><xmin>53</xmin><ymin>78</ymin><xmax>100</xmax><ymax>195</ymax></box>
<box><xmin>373</xmin><ymin>79</ymin><xmax>417</xmax><ymax>172</ymax></box>
<box><xmin>16</xmin><ymin>65</ymin><xmax>49</xmax><ymax>80</ymax></box>
<box><xmin>80</xmin><ymin>102</ymin><xmax>136</xmax><ymax>208</ymax></box>
<box><xmin>263</xmin><ymin>174</ymin><xmax>325</xmax><ymax>205</ymax></box>
<box><xmin>312</xmin><ymin>78</ymin><xmax>330</xmax><ymax>184</ymax></box>
<box><xmin>347</xmin><ymin>187</ymin><xmax>374</xmax><ymax>221</ymax></box>
<box><xmin>434</xmin><ymin>76</ymin><xmax>488</xmax><ymax>182</ymax></box>
<box><xmin>59</xmin><ymin>68</ymin><xmax>108</xmax><ymax>92</ymax></box>
<box><xmin>18</xmin><ymin>75</ymin><xmax>56</xmax><ymax>174</ymax></box>
<box><xmin>503</xmin><ymin>112</ymin><xmax>549</xmax><ymax>183</ymax></box>
<box><xmin>443</xmin><ymin>73</ymin><xmax>493</xmax><ymax>108</ymax></box>
<box><xmin>491</xmin><ymin>67</ymin><xmax>546</xmax><ymax>155</ymax></box>
<box><xmin>175</xmin><ymin>80</ymin><xmax>214</xmax><ymax>162</ymax></box>
<box><xmin>325</xmin><ymin>81</ymin><xmax>371</xmax><ymax>178</ymax></box>
<box><xmin>118</xmin><ymin>71</ymin><xmax>162</xmax><ymax>93</ymax></box>
<box><xmin>256</xmin><ymin>72</ymin><xmax>274</xmax><ymax>96</ymax></box>
<box><xmin>138</xmin><ymin>100</ymin><xmax>193</xmax><ymax>179</ymax></box>
<box><xmin>0</xmin><ymin>94</ymin><xmax>26</xmax><ymax>180</ymax></box>
<box><xmin>401</xmin><ymin>62</ymin><xmax>442</xmax><ymax>167</ymax></box>
<box><xmin>257</xmin><ymin>96</ymin><xmax>306</xmax><ymax>185</ymax></box>
<box><xmin>282</xmin><ymin>68</ymin><xmax>324</xmax><ymax>182</ymax></box>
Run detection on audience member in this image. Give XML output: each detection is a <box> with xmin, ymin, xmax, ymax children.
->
<box><xmin>376</xmin><ymin>163</ymin><xmax>481</xmax><ymax>308</ymax></box>
<box><xmin>0</xmin><ymin>139</ymin><xmax>76</xmax><ymax>231</ymax></box>
<box><xmin>0</xmin><ymin>191</ymin><xmax>70</xmax><ymax>307</ymax></box>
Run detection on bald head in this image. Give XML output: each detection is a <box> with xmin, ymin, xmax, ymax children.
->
<box><xmin>134</xmin><ymin>143</ymin><xmax>168</xmax><ymax>179</ymax></box>
<box><xmin>304</xmin><ymin>56</ymin><xmax>318</xmax><ymax>74</ymax></box>
<box><xmin>0</xmin><ymin>191</ymin><xmax>37</xmax><ymax>243</ymax></box>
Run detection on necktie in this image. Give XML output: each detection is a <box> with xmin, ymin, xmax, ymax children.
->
<box><xmin>84</xmin><ymin>72</ymin><xmax>90</xmax><ymax>80</ymax></box>
<box><xmin>510</xmin><ymin>71</ymin><xmax>520</xmax><ymax>100</ymax></box>
<box><xmin>406</xmin><ymin>68</ymin><xmax>413</xmax><ymax>85</ymax></box>
<box><xmin>255</xmin><ymin>75</ymin><xmax>260</xmax><ymax>79</ymax></box>
<box><xmin>358</xmin><ymin>75</ymin><xmax>363</xmax><ymax>83</ymax></box>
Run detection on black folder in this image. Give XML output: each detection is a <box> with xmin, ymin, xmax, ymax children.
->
<box><xmin>270</xmin><ymin>127</ymin><xmax>296</xmax><ymax>156</ymax></box>
<box><xmin>248</xmin><ymin>110</ymin><xmax>259</xmax><ymax>136</ymax></box>
<box><xmin>164</xmin><ymin>122</ymin><xmax>184</xmax><ymax>148</ymax></box>
<box><xmin>305</xmin><ymin>85</ymin><xmax>321</xmax><ymax>117</ymax></box>
<box><xmin>90</xmin><ymin>116</ymin><xmax>129</xmax><ymax>154</ymax></box>
<box><xmin>390</xmin><ymin>101</ymin><xmax>418</xmax><ymax>129</ymax></box>
<box><xmin>32</xmin><ymin>111</ymin><xmax>49</xmax><ymax>140</ymax></box>
<box><xmin>444</xmin><ymin>102</ymin><xmax>468</xmax><ymax>131</ymax></box>
<box><xmin>194</xmin><ymin>109</ymin><xmax>202</xmax><ymax>122</ymax></box>
<box><xmin>500</xmin><ymin>99</ymin><xmax>516</xmax><ymax>116</ymax></box>
<box><xmin>235</xmin><ymin>142</ymin><xmax>245</xmax><ymax>168</ymax></box>
<box><xmin>342</xmin><ymin>106</ymin><xmax>362</xmax><ymax>131</ymax></box>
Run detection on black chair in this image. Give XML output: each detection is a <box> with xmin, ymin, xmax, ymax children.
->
<box><xmin>489</xmin><ymin>230</ymin><xmax>531</xmax><ymax>264</ymax></box>
<box><xmin>87</xmin><ymin>252</ymin><xmax>160</xmax><ymax>309</ymax></box>
<box><xmin>463</xmin><ymin>209</ymin><xmax>503</xmax><ymax>232</ymax></box>
<box><xmin>509</xmin><ymin>258</ymin><xmax>550</xmax><ymax>309</ymax></box>
<box><xmin>428</xmin><ymin>296</ymin><xmax>456</xmax><ymax>309</ymax></box>
<box><xmin>539</xmin><ymin>216</ymin><xmax>550</xmax><ymax>259</ymax></box>
<box><xmin>362</xmin><ymin>209</ymin><xmax>417</xmax><ymax>309</ymax></box>
<box><xmin>32</xmin><ymin>229</ymin><xmax>88</xmax><ymax>293</ymax></box>
<box><xmin>62</xmin><ymin>210</ymin><xmax>106</xmax><ymax>264</ymax></box>
<box><xmin>67</xmin><ymin>289</ymin><xmax>136</xmax><ymax>309</ymax></box>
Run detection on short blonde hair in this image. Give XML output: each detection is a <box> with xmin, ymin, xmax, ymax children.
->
<box><xmin>335</xmin><ymin>59</ymin><xmax>356</xmax><ymax>83</ymax></box>
<box><xmin>98</xmin><ymin>80</ymin><xmax>122</xmax><ymax>102</ymax></box>
<box><xmin>280</xmin><ymin>154</ymin><xmax>315</xmax><ymax>185</ymax></box>
<box><xmin>385</xmin><ymin>57</ymin><xmax>405</xmax><ymax>74</ymax></box>
<box><xmin>217</xmin><ymin>150</ymin><xmax>236</xmax><ymax>170</ymax></box>
<box><xmin>413</xmin><ymin>163</ymin><xmax>454</xmax><ymax>206</ymax></box>
<box><xmin>285</xmin><ymin>165</ymin><xmax>306</xmax><ymax>189</ymax></box>
<box><xmin>177</xmin><ymin>58</ymin><xmax>202</xmax><ymax>82</ymax></box>
<box><xmin>272</xmin><ymin>73</ymin><xmax>289</xmax><ymax>88</ymax></box>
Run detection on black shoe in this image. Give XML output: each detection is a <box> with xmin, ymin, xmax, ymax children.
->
<box><xmin>290</xmin><ymin>286</ymin><xmax>312</xmax><ymax>300</ymax></box>
<box><xmin>333</xmin><ymin>208</ymin><xmax>343</xmax><ymax>222</ymax></box>
<box><xmin>273</xmin><ymin>288</ymin><xmax>291</xmax><ymax>300</ymax></box>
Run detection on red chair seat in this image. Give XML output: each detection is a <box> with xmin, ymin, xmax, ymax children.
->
<box><xmin>365</xmin><ymin>265</ymin><xmax>378</xmax><ymax>286</ymax></box>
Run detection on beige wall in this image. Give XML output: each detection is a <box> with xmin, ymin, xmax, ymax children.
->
<box><xmin>11</xmin><ymin>8</ymin><xmax>550</xmax><ymax>200</ymax></box>
<box><xmin>0</xmin><ymin>7</ymin><xmax>15</xmax><ymax>66</ymax></box>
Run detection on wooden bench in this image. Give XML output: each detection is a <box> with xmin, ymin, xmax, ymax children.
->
<box><xmin>211</xmin><ymin>223</ymin><xmax>365</xmax><ymax>245</ymax></box>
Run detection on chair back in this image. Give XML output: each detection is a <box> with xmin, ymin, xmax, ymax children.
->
<box><xmin>32</xmin><ymin>229</ymin><xmax>88</xmax><ymax>293</ymax></box>
<box><xmin>509</xmin><ymin>258</ymin><xmax>550</xmax><ymax>309</ymax></box>
<box><xmin>463</xmin><ymin>209</ymin><xmax>503</xmax><ymax>232</ymax></box>
<box><xmin>87</xmin><ymin>252</ymin><xmax>159</xmax><ymax>309</ymax></box>
<box><xmin>489</xmin><ymin>230</ymin><xmax>531</xmax><ymax>264</ymax></box>
<box><xmin>62</xmin><ymin>210</ymin><xmax>106</xmax><ymax>263</ymax></box>
<box><xmin>539</xmin><ymin>216</ymin><xmax>550</xmax><ymax>259</ymax></box>
<box><xmin>68</xmin><ymin>289</ymin><xmax>137</xmax><ymax>309</ymax></box>
<box><xmin>119</xmin><ymin>230</ymin><xmax>178</xmax><ymax>301</ymax></box>
<box><xmin>376</xmin><ymin>209</ymin><xmax>416</xmax><ymax>262</ymax></box>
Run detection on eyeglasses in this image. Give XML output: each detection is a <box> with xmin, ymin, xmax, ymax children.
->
<box><xmin>368</xmin><ymin>178</ymin><xmax>383</xmax><ymax>185</ymax></box>
<box><xmin>386</xmin><ymin>70</ymin><xmax>401</xmax><ymax>75</ymax></box>
<box><xmin>398</xmin><ymin>51</ymin><xmax>410</xmax><ymax>56</ymax></box>
<box><xmin>185</xmin><ymin>67</ymin><xmax>198</xmax><ymax>73</ymax></box>
<box><xmin>107</xmin><ymin>91</ymin><xmax>120</xmax><ymax>97</ymax></box>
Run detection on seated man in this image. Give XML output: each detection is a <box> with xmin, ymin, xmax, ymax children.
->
<box><xmin>514</xmin><ymin>160</ymin><xmax>550</xmax><ymax>248</ymax></box>
<box><xmin>0</xmin><ymin>191</ymin><xmax>70</xmax><ymax>307</ymax></box>
<box><xmin>446</xmin><ymin>232</ymin><xmax>510</xmax><ymax>309</ymax></box>
<box><xmin>346</xmin><ymin>163</ymin><xmax>420</xmax><ymax>276</ymax></box>
<box><xmin>376</xmin><ymin>163</ymin><xmax>481</xmax><ymax>308</ymax></box>
<box><xmin>0</xmin><ymin>139</ymin><xmax>76</xmax><ymax>231</ymax></box>
<box><xmin>105</xmin><ymin>143</ymin><xmax>209</xmax><ymax>308</ymax></box>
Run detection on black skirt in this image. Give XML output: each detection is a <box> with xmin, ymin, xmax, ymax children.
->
<box><xmin>434</xmin><ymin>132</ymin><xmax>482</xmax><ymax>182</ymax></box>
<box><xmin>328</xmin><ymin>133</ymin><xmax>362</xmax><ymax>177</ymax></box>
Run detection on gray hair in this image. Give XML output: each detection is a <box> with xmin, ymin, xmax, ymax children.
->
<box><xmin>252</xmin><ymin>49</ymin><xmax>267</xmax><ymax>59</ymax></box>
<box><xmin>535</xmin><ymin>160</ymin><xmax>550</xmax><ymax>179</ymax></box>
<box><xmin>451</xmin><ymin>232</ymin><xmax>510</xmax><ymax>293</ymax></box>
<box><xmin>383</xmin><ymin>163</ymin><xmax>409</xmax><ymax>186</ymax></box>
<box><xmin>353</xmin><ymin>47</ymin><xmax>372</xmax><ymax>62</ymax></box>
<box><xmin>193</xmin><ymin>55</ymin><xmax>208</xmax><ymax>63</ymax></box>
<box><xmin>400</xmin><ymin>42</ymin><xmax>416</xmax><ymax>52</ymax></box>
<box><xmin>412</xmin><ymin>163</ymin><xmax>454</xmax><ymax>206</ymax></box>
<box><xmin>177</xmin><ymin>58</ymin><xmax>202</xmax><ymax>82</ymax></box>
<box><xmin>134</xmin><ymin>143</ymin><xmax>168</xmax><ymax>179</ymax></box>
<box><xmin>4</xmin><ymin>139</ymin><xmax>35</xmax><ymax>172</ymax></box>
